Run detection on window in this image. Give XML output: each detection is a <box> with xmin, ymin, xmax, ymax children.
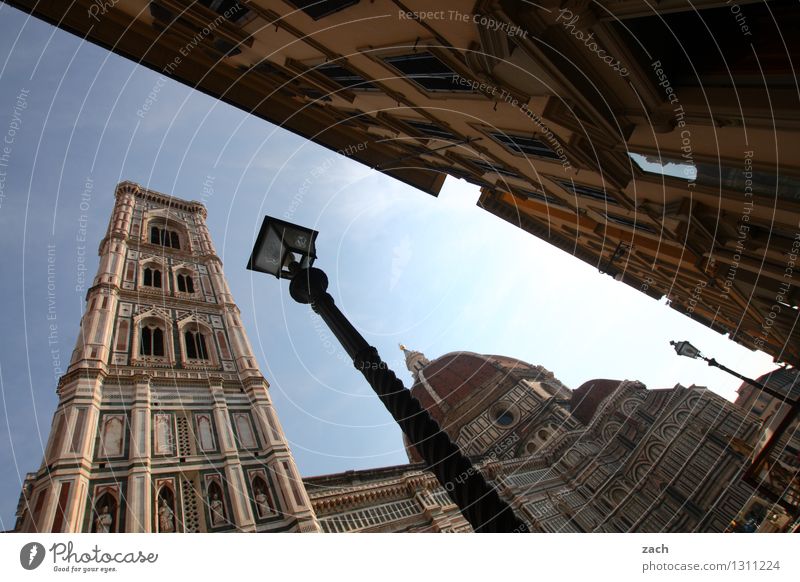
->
<box><xmin>196</xmin><ymin>0</ymin><xmax>252</xmax><ymax>24</ymax></box>
<box><xmin>516</xmin><ymin>188</ymin><xmax>565</xmax><ymax>207</ymax></box>
<box><xmin>184</xmin><ymin>330</ymin><xmax>209</xmax><ymax>360</ymax></box>
<box><xmin>490</xmin><ymin>132</ymin><xmax>560</xmax><ymax>159</ymax></box>
<box><xmin>629</xmin><ymin>153</ymin><xmax>696</xmax><ymax>180</ymax></box>
<box><xmin>605</xmin><ymin>213</ymin><xmax>658</xmax><ymax>234</ymax></box>
<box><xmin>176</xmin><ymin>273</ymin><xmax>195</xmax><ymax>293</ymax></box>
<box><xmin>150</xmin><ymin>226</ymin><xmax>180</xmax><ymax>249</ymax></box>
<box><xmin>142</xmin><ymin>267</ymin><xmax>162</xmax><ymax>288</ymax></box>
<box><xmin>470</xmin><ymin>159</ymin><xmax>522</xmax><ymax>179</ymax></box>
<box><xmin>286</xmin><ymin>0</ymin><xmax>359</xmax><ymax>20</ymax></box>
<box><xmin>140</xmin><ymin>326</ymin><xmax>165</xmax><ymax>357</ymax></box>
<box><xmin>495</xmin><ymin>410</ymin><xmax>515</xmax><ymax>426</ymax></box>
<box><xmin>695</xmin><ymin>162</ymin><xmax>800</xmax><ymax>202</ymax></box>
<box><xmin>316</xmin><ymin>63</ymin><xmax>376</xmax><ymax>90</ymax></box>
<box><xmin>383</xmin><ymin>51</ymin><xmax>472</xmax><ymax>93</ymax></box>
<box><xmin>404</xmin><ymin>119</ymin><xmax>457</xmax><ymax>141</ymax></box>
<box><xmin>555</xmin><ymin>180</ymin><xmax>617</xmax><ymax>204</ymax></box>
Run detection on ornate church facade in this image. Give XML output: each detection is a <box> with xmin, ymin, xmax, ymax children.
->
<box><xmin>15</xmin><ymin>183</ymin><xmax>788</xmax><ymax>533</ymax></box>
<box><xmin>14</xmin><ymin>182</ymin><xmax>319</xmax><ymax>533</ymax></box>
<box><xmin>304</xmin><ymin>348</ymin><xmax>783</xmax><ymax>533</ymax></box>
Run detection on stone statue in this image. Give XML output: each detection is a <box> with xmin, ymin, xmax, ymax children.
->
<box><xmin>158</xmin><ymin>498</ymin><xmax>175</xmax><ymax>533</ymax></box>
<box><xmin>210</xmin><ymin>492</ymin><xmax>225</xmax><ymax>526</ymax></box>
<box><xmin>95</xmin><ymin>505</ymin><xmax>113</xmax><ymax>533</ymax></box>
<box><xmin>255</xmin><ymin>488</ymin><xmax>270</xmax><ymax>517</ymax></box>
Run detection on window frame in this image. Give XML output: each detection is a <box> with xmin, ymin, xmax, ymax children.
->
<box><xmin>368</xmin><ymin>43</ymin><xmax>490</xmax><ymax>100</ymax></box>
<box><xmin>604</xmin><ymin>212</ymin><xmax>658</xmax><ymax>234</ymax></box>
<box><xmin>284</xmin><ymin>0</ymin><xmax>360</xmax><ymax>21</ymax></box>
<box><xmin>485</xmin><ymin>129</ymin><xmax>562</xmax><ymax>161</ymax></box>
<box><xmin>554</xmin><ymin>179</ymin><xmax>619</xmax><ymax>205</ymax></box>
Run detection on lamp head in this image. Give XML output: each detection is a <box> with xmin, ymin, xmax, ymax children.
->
<box><xmin>670</xmin><ymin>340</ymin><xmax>702</xmax><ymax>359</ymax></box>
<box><xmin>247</xmin><ymin>216</ymin><xmax>319</xmax><ymax>279</ymax></box>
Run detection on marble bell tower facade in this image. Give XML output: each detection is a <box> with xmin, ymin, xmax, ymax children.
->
<box><xmin>15</xmin><ymin>181</ymin><xmax>319</xmax><ymax>533</ymax></box>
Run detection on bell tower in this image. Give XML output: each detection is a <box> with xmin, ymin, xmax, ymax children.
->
<box><xmin>15</xmin><ymin>181</ymin><xmax>319</xmax><ymax>533</ymax></box>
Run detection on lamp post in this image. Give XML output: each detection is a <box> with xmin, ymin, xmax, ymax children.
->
<box><xmin>669</xmin><ymin>340</ymin><xmax>788</xmax><ymax>401</ymax></box>
<box><xmin>247</xmin><ymin>216</ymin><xmax>529</xmax><ymax>533</ymax></box>
<box><xmin>670</xmin><ymin>340</ymin><xmax>800</xmax><ymax>516</ymax></box>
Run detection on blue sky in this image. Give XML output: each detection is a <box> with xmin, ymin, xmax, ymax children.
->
<box><xmin>0</xmin><ymin>5</ymin><xmax>778</xmax><ymax>529</ymax></box>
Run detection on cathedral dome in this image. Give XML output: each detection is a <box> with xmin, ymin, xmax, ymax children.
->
<box><xmin>410</xmin><ymin>352</ymin><xmax>530</xmax><ymax>423</ymax></box>
<box><xmin>570</xmin><ymin>379</ymin><xmax>624</xmax><ymax>425</ymax></box>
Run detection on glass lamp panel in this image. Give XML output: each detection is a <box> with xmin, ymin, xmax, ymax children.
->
<box><xmin>252</xmin><ymin>227</ymin><xmax>286</xmax><ymax>277</ymax></box>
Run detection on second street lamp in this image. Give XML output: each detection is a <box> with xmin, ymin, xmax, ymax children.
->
<box><xmin>670</xmin><ymin>340</ymin><xmax>787</xmax><ymax>400</ymax></box>
<box><xmin>670</xmin><ymin>339</ymin><xmax>800</xmax><ymax>516</ymax></box>
<box><xmin>247</xmin><ymin>215</ymin><xmax>529</xmax><ymax>533</ymax></box>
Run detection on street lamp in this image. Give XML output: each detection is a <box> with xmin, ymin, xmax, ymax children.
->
<box><xmin>248</xmin><ymin>216</ymin><xmax>529</xmax><ymax>533</ymax></box>
<box><xmin>670</xmin><ymin>340</ymin><xmax>800</xmax><ymax>516</ymax></box>
<box><xmin>669</xmin><ymin>340</ymin><xmax>786</xmax><ymax>399</ymax></box>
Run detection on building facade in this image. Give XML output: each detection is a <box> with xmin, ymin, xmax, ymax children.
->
<box><xmin>733</xmin><ymin>367</ymin><xmax>800</xmax><ymax>526</ymax></box>
<box><xmin>14</xmin><ymin>182</ymin><xmax>319</xmax><ymax>533</ymax></box>
<box><xmin>14</xmin><ymin>183</ymin><xmax>795</xmax><ymax>533</ymax></box>
<box><xmin>303</xmin><ymin>348</ymin><xmax>795</xmax><ymax>533</ymax></box>
<box><xmin>6</xmin><ymin>0</ymin><xmax>799</xmax><ymax>366</ymax></box>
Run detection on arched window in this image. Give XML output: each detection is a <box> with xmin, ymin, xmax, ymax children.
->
<box><xmin>176</xmin><ymin>273</ymin><xmax>195</xmax><ymax>293</ymax></box>
<box><xmin>140</xmin><ymin>325</ymin><xmax>165</xmax><ymax>357</ymax></box>
<box><xmin>150</xmin><ymin>225</ymin><xmax>181</xmax><ymax>249</ymax></box>
<box><xmin>184</xmin><ymin>330</ymin><xmax>208</xmax><ymax>360</ymax></box>
<box><xmin>143</xmin><ymin>266</ymin><xmax>162</xmax><ymax>288</ymax></box>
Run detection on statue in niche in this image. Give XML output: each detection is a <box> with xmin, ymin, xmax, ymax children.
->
<box><xmin>255</xmin><ymin>488</ymin><xmax>270</xmax><ymax>518</ymax></box>
<box><xmin>158</xmin><ymin>497</ymin><xmax>175</xmax><ymax>533</ymax></box>
<box><xmin>95</xmin><ymin>505</ymin><xmax>113</xmax><ymax>533</ymax></box>
<box><xmin>210</xmin><ymin>492</ymin><xmax>225</xmax><ymax>526</ymax></box>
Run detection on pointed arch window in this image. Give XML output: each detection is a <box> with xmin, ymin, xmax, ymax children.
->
<box><xmin>184</xmin><ymin>329</ymin><xmax>208</xmax><ymax>360</ymax></box>
<box><xmin>140</xmin><ymin>325</ymin><xmax>165</xmax><ymax>357</ymax></box>
<box><xmin>176</xmin><ymin>273</ymin><xmax>195</xmax><ymax>293</ymax></box>
<box><xmin>150</xmin><ymin>225</ymin><xmax>181</xmax><ymax>249</ymax></box>
<box><xmin>143</xmin><ymin>266</ymin><xmax>162</xmax><ymax>288</ymax></box>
